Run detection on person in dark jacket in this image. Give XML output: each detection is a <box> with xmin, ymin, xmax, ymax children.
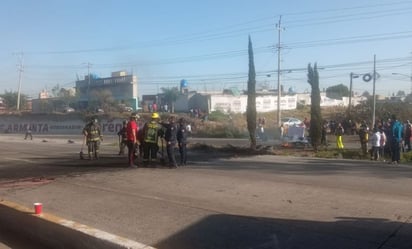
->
<box><xmin>358</xmin><ymin>121</ymin><xmax>369</xmax><ymax>156</ymax></box>
<box><xmin>390</xmin><ymin>115</ymin><xmax>403</xmax><ymax>164</ymax></box>
<box><xmin>161</xmin><ymin>116</ymin><xmax>178</xmax><ymax>168</ymax></box>
<box><xmin>404</xmin><ymin>120</ymin><xmax>411</xmax><ymax>152</ymax></box>
<box><xmin>177</xmin><ymin>118</ymin><xmax>188</xmax><ymax>166</ymax></box>
<box><xmin>117</xmin><ymin>120</ymin><xmax>128</xmax><ymax>155</ymax></box>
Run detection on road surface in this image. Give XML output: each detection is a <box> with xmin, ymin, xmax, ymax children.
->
<box><xmin>0</xmin><ymin>134</ymin><xmax>411</xmax><ymax>249</ymax></box>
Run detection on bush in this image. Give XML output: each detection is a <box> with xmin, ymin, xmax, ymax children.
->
<box><xmin>208</xmin><ymin>110</ymin><xmax>229</xmax><ymax>122</ymax></box>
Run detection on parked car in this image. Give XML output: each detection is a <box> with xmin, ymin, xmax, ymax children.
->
<box><xmin>122</xmin><ymin>106</ymin><xmax>133</xmax><ymax>112</ymax></box>
<box><xmin>63</xmin><ymin>107</ymin><xmax>75</xmax><ymax>113</ymax></box>
<box><xmin>281</xmin><ymin>117</ymin><xmax>302</xmax><ymax>127</ymax></box>
<box><xmin>95</xmin><ymin>108</ymin><xmax>104</xmax><ymax>113</ymax></box>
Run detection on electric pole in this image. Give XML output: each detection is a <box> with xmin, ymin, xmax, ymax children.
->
<box><xmin>348</xmin><ymin>72</ymin><xmax>359</xmax><ymax>114</ymax></box>
<box><xmin>15</xmin><ymin>52</ymin><xmax>24</xmax><ymax>111</ymax></box>
<box><xmin>276</xmin><ymin>16</ymin><xmax>284</xmax><ymax>127</ymax></box>
<box><xmin>372</xmin><ymin>55</ymin><xmax>377</xmax><ymax>128</ymax></box>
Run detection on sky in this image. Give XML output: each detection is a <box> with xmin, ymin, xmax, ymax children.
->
<box><xmin>0</xmin><ymin>0</ymin><xmax>411</xmax><ymax>99</ymax></box>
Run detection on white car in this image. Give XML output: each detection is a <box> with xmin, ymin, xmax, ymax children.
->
<box><xmin>63</xmin><ymin>107</ymin><xmax>75</xmax><ymax>113</ymax></box>
<box><xmin>281</xmin><ymin>117</ymin><xmax>302</xmax><ymax>127</ymax></box>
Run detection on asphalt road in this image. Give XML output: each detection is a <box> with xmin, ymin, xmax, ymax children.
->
<box><xmin>0</xmin><ymin>134</ymin><xmax>411</xmax><ymax>249</ymax></box>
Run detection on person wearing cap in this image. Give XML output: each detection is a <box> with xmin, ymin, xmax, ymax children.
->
<box><xmin>142</xmin><ymin>112</ymin><xmax>163</xmax><ymax>166</ymax></box>
<box><xmin>161</xmin><ymin>115</ymin><xmax>178</xmax><ymax>168</ymax></box>
<box><xmin>117</xmin><ymin>120</ymin><xmax>128</xmax><ymax>155</ymax></box>
<box><xmin>404</xmin><ymin>120</ymin><xmax>411</xmax><ymax>152</ymax></box>
<box><xmin>82</xmin><ymin>117</ymin><xmax>103</xmax><ymax>160</ymax></box>
<box><xmin>126</xmin><ymin>113</ymin><xmax>140</xmax><ymax>168</ymax></box>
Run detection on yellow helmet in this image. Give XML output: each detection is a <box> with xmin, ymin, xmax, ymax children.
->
<box><xmin>151</xmin><ymin>112</ymin><xmax>159</xmax><ymax>119</ymax></box>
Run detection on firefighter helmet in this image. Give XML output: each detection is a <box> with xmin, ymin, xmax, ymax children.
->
<box><xmin>151</xmin><ymin>112</ymin><xmax>160</xmax><ymax>119</ymax></box>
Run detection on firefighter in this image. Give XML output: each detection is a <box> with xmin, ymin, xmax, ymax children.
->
<box><xmin>82</xmin><ymin>117</ymin><xmax>103</xmax><ymax>160</ymax></box>
<box><xmin>142</xmin><ymin>112</ymin><xmax>163</xmax><ymax>166</ymax></box>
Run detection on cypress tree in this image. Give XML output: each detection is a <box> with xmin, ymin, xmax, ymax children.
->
<box><xmin>247</xmin><ymin>36</ymin><xmax>257</xmax><ymax>150</ymax></box>
<box><xmin>307</xmin><ymin>63</ymin><xmax>322</xmax><ymax>151</ymax></box>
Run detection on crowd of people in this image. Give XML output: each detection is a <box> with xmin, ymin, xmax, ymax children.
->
<box><xmin>330</xmin><ymin>114</ymin><xmax>409</xmax><ymax>164</ymax></box>
<box><xmin>82</xmin><ymin>112</ymin><xmax>190</xmax><ymax>168</ymax></box>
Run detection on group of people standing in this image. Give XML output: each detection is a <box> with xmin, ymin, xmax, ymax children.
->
<box><xmin>333</xmin><ymin>114</ymin><xmax>408</xmax><ymax>164</ymax></box>
<box><xmin>117</xmin><ymin>112</ymin><xmax>189</xmax><ymax>168</ymax></box>
<box><xmin>82</xmin><ymin>112</ymin><xmax>189</xmax><ymax>168</ymax></box>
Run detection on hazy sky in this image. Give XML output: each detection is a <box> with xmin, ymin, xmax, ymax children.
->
<box><xmin>0</xmin><ymin>0</ymin><xmax>411</xmax><ymax>98</ymax></box>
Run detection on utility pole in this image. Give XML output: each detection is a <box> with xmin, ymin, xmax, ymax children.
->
<box><xmin>348</xmin><ymin>72</ymin><xmax>359</xmax><ymax>114</ymax></box>
<box><xmin>372</xmin><ymin>54</ymin><xmax>377</xmax><ymax>128</ymax></box>
<box><xmin>276</xmin><ymin>16</ymin><xmax>284</xmax><ymax>127</ymax></box>
<box><xmin>410</xmin><ymin>52</ymin><xmax>412</xmax><ymax>94</ymax></box>
<box><xmin>15</xmin><ymin>52</ymin><xmax>24</xmax><ymax>111</ymax></box>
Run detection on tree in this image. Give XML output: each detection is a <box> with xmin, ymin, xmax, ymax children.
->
<box><xmin>396</xmin><ymin>90</ymin><xmax>406</xmax><ymax>97</ymax></box>
<box><xmin>361</xmin><ymin>91</ymin><xmax>371</xmax><ymax>98</ymax></box>
<box><xmin>246</xmin><ymin>35</ymin><xmax>257</xmax><ymax>150</ymax></box>
<box><xmin>161</xmin><ymin>87</ymin><xmax>180</xmax><ymax>113</ymax></box>
<box><xmin>51</xmin><ymin>84</ymin><xmax>61</xmax><ymax>98</ymax></box>
<box><xmin>307</xmin><ymin>63</ymin><xmax>322</xmax><ymax>151</ymax></box>
<box><xmin>0</xmin><ymin>90</ymin><xmax>29</xmax><ymax>110</ymax></box>
<box><xmin>90</xmin><ymin>89</ymin><xmax>115</xmax><ymax>112</ymax></box>
<box><xmin>326</xmin><ymin>84</ymin><xmax>349</xmax><ymax>100</ymax></box>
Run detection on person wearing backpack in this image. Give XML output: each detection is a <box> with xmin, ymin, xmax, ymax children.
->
<box><xmin>390</xmin><ymin>115</ymin><xmax>403</xmax><ymax>164</ymax></box>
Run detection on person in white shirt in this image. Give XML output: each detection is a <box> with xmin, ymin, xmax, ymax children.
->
<box><xmin>370</xmin><ymin>128</ymin><xmax>381</xmax><ymax>160</ymax></box>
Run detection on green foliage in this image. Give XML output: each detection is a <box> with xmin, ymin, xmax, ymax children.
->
<box><xmin>315</xmin><ymin>149</ymin><xmax>362</xmax><ymax>159</ymax></box>
<box><xmin>161</xmin><ymin>87</ymin><xmax>180</xmax><ymax>113</ymax></box>
<box><xmin>307</xmin><ymin>63</ymin><xmax>322</xmax><ymax>151</ymax></box>
<box><xmin>349</xmin><ymin>101</ymin><xmax>412</xmax><ymax>124</ymax></box>
<box><xmin>194</xmin><ymin>122</ymin><xmax>247</xmax><ymax>138</ymax></box>
<box><xmin>400</xmin><ymin>151</ymin><xmax>412</xmax><ymax>162</ymax></box>
<box><xmin>0</xmin><ymin>90</ymin><xmax>29</xmax><ymax>110</ymax></box>
<box><xmin>326</xmin><ymin>84</ymin><xmax>349</xmax><ymax>100</ymax></box>
<box><xmin>208</xmin><ymin>110</ymin><xmax>229</xmax><ymax>122</ymax></box>
<box><xmin>246</xmin><ymin>35</ymin><xmax>257</xmax><ymax>149</ymax></box>
<box><xmin>89</xmin><ymin>89</ymin><xmax>115</xmax><ymax>112</ymax></box>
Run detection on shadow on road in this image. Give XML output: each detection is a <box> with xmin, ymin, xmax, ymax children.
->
<box><xmin>154</xmin><ymin>214</ymin><xmax>412</xmax><ymax>249</ymax></box>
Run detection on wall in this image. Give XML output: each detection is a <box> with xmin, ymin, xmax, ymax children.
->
<box><xmin>0</xmin><ymin>116</ymin><xmax>125</xmax><ymax>135</ymax></box>
<box><xmin>209</xmin><ymin>94</ymin><xmax>297</xmax><ymax>113</ymax></box>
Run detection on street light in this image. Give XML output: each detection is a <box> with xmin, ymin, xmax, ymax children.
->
<box><xmin>392</xmin><ymin>72</ymin><xmax>412</xmax><ymax>94</ymax></box>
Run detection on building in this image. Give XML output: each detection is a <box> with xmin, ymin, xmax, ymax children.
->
<box><xmin>75</xmin><ymin>71</ymin><xmax>139</xmax><ymax>110</ymax></box>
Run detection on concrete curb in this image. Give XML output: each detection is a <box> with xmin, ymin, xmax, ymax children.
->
<box><xmin>0</xmin><ymin>199</ymin><xmax>156</xmax><ymax>249</ymax></box>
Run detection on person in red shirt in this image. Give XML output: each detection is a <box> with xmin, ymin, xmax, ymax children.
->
<box><xmin>126</xmin><ymin>113</ymin><xmax>140</xmax><ymax>167</ymax></box>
